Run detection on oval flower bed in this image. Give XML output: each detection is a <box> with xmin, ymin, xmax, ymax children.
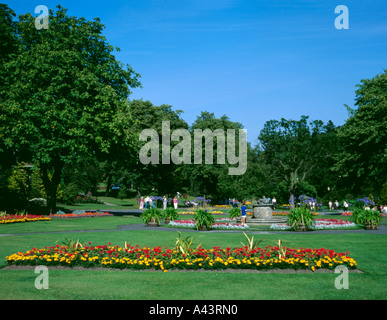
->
<box><xmin>273</xmin><ymin>211</ymin><xmax>319</xmax><ymax>216</ymax></box>
<box><xmin>5</xmin><ymin>242</ymin><xmax>357</xmax><ymax>273</ymax></box>
<box><xmin>49</xmin><ymin>211</ymin><xmax>113</xmax><ymax>219</ymax></box>
<box><xmin>270</xmin><ymin>218</ymin><xmax>357</xmax><ymax>231</ymax></box>
<box><xmin>0</xmin><ymin>214</ymin><xmax>51</xmax><ymax>224</ymax></box>
<box><xmin>169</xmin><ymin>218</ymin><xmax>249</xmax><ymax>230</ymax></box>
<box><xmin>179</xmin><ymin>210</ymin><xmax>226</xmax><ymax>215</ymax></box>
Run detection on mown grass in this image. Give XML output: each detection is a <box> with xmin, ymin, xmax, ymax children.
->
<box><xmin>0</xmin><ymin>216</ymin><xmax>386</xmax><ymax>300</ymax></box>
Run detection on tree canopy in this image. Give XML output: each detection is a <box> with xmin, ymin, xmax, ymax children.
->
<box><xmin>0</xmin><ymin>5</ymin><xmax>141</xmax><ymax>211</ymax></box>
<box><xmin>333</xmin><ymin>69</ymin><xmax>387</xmax><ymax>195</ymax></box>
<box><xmin>1</xmin><ymin>3</ymin><xmax>386</xmax><ymax>211</ymax></box>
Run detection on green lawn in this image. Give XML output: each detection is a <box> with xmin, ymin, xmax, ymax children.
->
<box><xmin>0</xmin><ymin>216</ymin><xmax>386</xmax><ymax>300</ymax></box>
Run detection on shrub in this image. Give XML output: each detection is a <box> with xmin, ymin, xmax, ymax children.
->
<box><xmin>229</xmin><ymin>207</ymin><xmax>240</xmax><ymax>219</ymax></box>
<box><xmin>193</xmin><ymin>209</ymin><xmax>215</xmax><ymax>230</ymax></box>
<box><xmin>288</xmin><ymin>206</ymin><xmax>315</xmax><ymax>231</ymax></box>
<box><xmin>351</xmin><ymin>208</ymin><xmax>381</xmax><ymax>227</ymax></box>
<box><xmin>140</xmin><ymin>208</ymin><xmax>162</xmax><ymax>224</ymax></box>
<box><xmin>162</xmin><ymin>207</ymin><xmax>179</xmax><ymax>221</ymax></box>
<box><xmin>61</xmin><ymin>182</ymin><xmax>80</xmax><ymax>205</ymax></box>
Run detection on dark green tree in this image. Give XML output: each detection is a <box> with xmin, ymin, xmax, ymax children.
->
<box><xmin>127</xmin><ymin>99</ymin><xmax>188</xmax><ymax>196</ymax></box>
<box><xmin>333</xmin><ymin>69</ymin><xmax>387</xmax><ymax>197</ymax></box>
<box><xmin>258</xmin><ymin>116</ymin><xmax>334</xmax><ymax>207</ymax></box>
<box><xmin>0</xmin><ymin>6</ymin><xmax>141</xmax><ymax>212</ymax></box>
<box><xmin>183</xmin><ymin>111</ymin><xmax>245</xmax><ymax>201</ymax></box>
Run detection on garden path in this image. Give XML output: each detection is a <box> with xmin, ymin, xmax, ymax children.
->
<box><xmin>1</xmin><ymin>219</ymin><xmax>386</xmax><ymax>237</ymax></box>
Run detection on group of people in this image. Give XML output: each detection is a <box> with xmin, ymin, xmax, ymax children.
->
<box><xmin>328</xmin><ymin>200</ymin><xmax>386</xmax><ymax>213</ymax></box>
<box><xmin>328</xmin><ymin>200</ymin><xmax>341</xmax><ymax>211</ymax></box>
<box><xmin>139</xmin><ymin>196</ymin><xmax>179</xmax><ymax>210</ymax></box>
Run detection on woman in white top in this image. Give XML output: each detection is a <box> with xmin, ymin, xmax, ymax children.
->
<box><xmin>343</xmin><ymin>201</ymin><xmax>348</xmax><ymax>212</ymax></box>
<box><xmin>163</xmin><ymin>196</ymin><xmax>167</xmax><ymax>210</ymax></box>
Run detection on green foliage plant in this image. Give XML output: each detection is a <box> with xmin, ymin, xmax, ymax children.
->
<box><xmin>162</xmin><ymin>207</ymin><xmax>179</xmax><ymax>222</ymax></box>
<box><xmin>351</xmin><ymin>209</ymin><xmax>381</xmax><ymax>228</ymax></box>
<box><xmin>56</xmin><ymin>238</ymin><xmax>84</xmax><ymax>254</ymax></box>
<box><xmin>288</xmin><ymin>206</ymin><xmax>315</xmax><ymax>231</ymax></box>
<box><xmin>7</xmin><ymin>162</ymin><xmax>29</xmax><ymax>203</ymax></box>
<box><xmin>240</xmin><ymin>232</ymin><xmax>264</xmax><ymax>250</ymax></box>
<box><xmin>140</xmin><ymin>208</ymin><xmax>162</xmax><ymax>225</ymax></box>
<box><xmin>174</xmin><ymin>232</ymin><xmax>201</xmax><ymax>256</ymax></box>
<box><xmin>229</xmin><ymin>207</ymin><xmax>240</xmax><ymax>219</ymax></box>
<box><xmin>193</xmin><ymin>209</ymin><xmax>215</xmax><ymax>230</ymax></box>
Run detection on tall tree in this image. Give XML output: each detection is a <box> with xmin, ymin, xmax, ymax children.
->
<box><xmin>127</xmin><ymin>99</ymin><xmax>188</xmax><ymax>196</ymax></box>
<box><xmin>0</xmin><ymin>6</ymin><xmax>141</xmax><ymax>212</ymax></box>
<box><xmin>0</xmin><ymin>4</ymin><xmax>18</xmax><ymax>64</ymax></box>
<box><xmin>258</xmin><ymin>116</ymin><xmax>333</xmax><ymax>207</ymax></box>
<box><xmin>183</xmin><ymin>111</ymin><xmax>244</xmax><ymax>200</ymax></box>
<box><xmin>333</xmin><ymin>69</ymin><xmax>387</xmax><ymax>197</ymax></box>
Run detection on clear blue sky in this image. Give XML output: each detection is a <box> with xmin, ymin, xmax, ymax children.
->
<box><xmin>8</xmin><ymin>0</ymin><xmax>387</xmax><ymax>145</ymax></box>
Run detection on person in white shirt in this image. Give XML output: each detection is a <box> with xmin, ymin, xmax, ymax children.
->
<box><xmin>343</xmin><ymin>201</ymin><xmax>349</xmax><ymax>212</ymax></box>
<box><xmin>272</xmin><ymin>197</ymin><xmax>277</xmax><ymax>210</ymax></box>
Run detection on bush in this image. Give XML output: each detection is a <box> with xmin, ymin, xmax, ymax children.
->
<box><xmin>61</xmin><ymin>182</ymin><xmax>80</xmax><ymax>205</ymax></box>
<box><xmin>229</xmin><ymin>207</ymin><xmax>240</xmax><ymax>219</ymax></box>
<box><xmin>27</xmin><ymin>198</ymin><xmax>49</xmax><ymax>215</ymax></box>
<box><xmin>193</xmin><ymin>209</ymin><xmax>215</xmax><ymax>230</ymax></box>
<box><xmin>162</xmin><ymin>207</ymin><xmax>179</xmax><ymax>221</ymax></box>
<box><xmin>351</xmin><ymin>208</ymin><xmax>381</xmax><ymax>227</ymax></box>
<box><xmin>288</xmin><ymin>206</ymin><xmax>315</xmax><ymax>231</ymax></box>
<box><xmin>140</xmin><ymin>208</ymin><xmax>162</xmax><ymax>224</ymax></box>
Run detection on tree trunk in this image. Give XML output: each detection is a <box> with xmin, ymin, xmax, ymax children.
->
<box><xmin>289</xmin><ymin>188</ymin><xmax>296</xmax><ymax>209</ymax></box>
<box><xmin>105</xmin><ymin>173</ymin><xmax>112</xmax><ymax>196</ymax></box>
<box><xmin>40</xmin><ymin>159</ymin><xmax>64</xmax><ymax>214</ymax></box>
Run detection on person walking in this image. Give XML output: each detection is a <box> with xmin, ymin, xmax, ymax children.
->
<box><xmin>328</xmin><ymin>201</ymin><xmax>332</xmax><ymax>211</ymax></box>
<box><xmin>139</xmin><ymin>197</ymin><xmax>144</xmax><ymax>210</ymax></box>
<box><xmin>272</xmin><ymin>197</ymin><xmax>277</xmax><ymax>210</ymax></box>
<box><xmin>173</xmin><ymin>197</ymin><xmax>178</xmax><ymax>210</ymax></box>
<box><xmin>343</xmin><ymin>200</ymin><xmax>349</xmax><ymax>213</ymax></box>
<box><xmin>144</xmin><ymin>196</ymin><xmax>150</xmax><ymax>209</ymax></box>
<box><xmin>240</xmin><ymin>201</ymin><xmax>247</xmax><ymax>226</ymax></box>
<box><xmin>163</xmin><ymin>196</ymin><xmax>167</xmax><ymax>210</ymax></box>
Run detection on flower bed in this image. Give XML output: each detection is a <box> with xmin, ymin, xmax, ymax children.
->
<box><xmin>273</xmin><ymin>211</ymin><xmax>319</xmax><ymax>216</ymax></box>
<box><xmin>0</xmin><ymin>214</ymin><xmax>51</xmax><ymax>224</ymax></box>
<box><xmin>49</xmin><ymin>211</ymin><xmax>113</xmax><ymax>219</ymax></box>
<box><xmin>270</xmin><ymin>218</ymin><xmax>357</xmax><ymax>231</ymax></box>
<box><xmin>169</xmin><ymin>218</ymin><xmax>249</xmax><ymax>230</ymax></box>
<box><xmin>5</xmin><ymin>242</ymin><xmax>357</xmax><ymax>273</ymax></box>
<box><xmin>179</xmin><ymin>210</ymin><xmax>226</xmax><ymax>215</ymax></box>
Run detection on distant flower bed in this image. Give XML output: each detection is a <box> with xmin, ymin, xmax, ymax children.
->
<box><xmin>74</xmin><ymin>195</ymin><xmax>103</xmax><ymax>204</ymax></box>
<box><xmin>5</xmin><ymin>242</ymin><xmax>358</xmax><ymax>273</ymax></box>
<box><xmin>210</xmin><ymin>211</ymin><xmax>225</xmax><ymax>214</ymax></box>
<box><xmin>49</xmin><ymin>211</ymin><xmax>113</xmax><ymax>219</ymax></box>
<box><xmin>270</xmin><ymin>218</ymin><xmax>356</xmax><ymax>231</ymax></box>
<box><xmin>169</xmin><ymin>218</ymin><xmax>249</xmax><ymax>230</ymax></box>
<box><xmin>179</xmin><ymin>210</ymin><xmax>226</xmax><ymax>215</ymax></box>
<box><xmin>0</xmin><ymin>214</ymin><xmax>51</xmax><ymax>224</ymax></box>
<box><xmin>273</xmin><ymin>211</ymin><xmax>319</xmax><ymax>216</ymax></box>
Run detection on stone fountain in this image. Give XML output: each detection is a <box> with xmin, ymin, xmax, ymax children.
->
<box><xmin>240</xmin><ymin>197</ymin><xmax>288</xmax><ymax>226</ymax></box>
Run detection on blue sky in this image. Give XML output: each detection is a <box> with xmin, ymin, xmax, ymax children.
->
<box><xmin>8</xmin><ymin>0</ymin><xmax>387</xmax><ymax>145</ymax></box>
